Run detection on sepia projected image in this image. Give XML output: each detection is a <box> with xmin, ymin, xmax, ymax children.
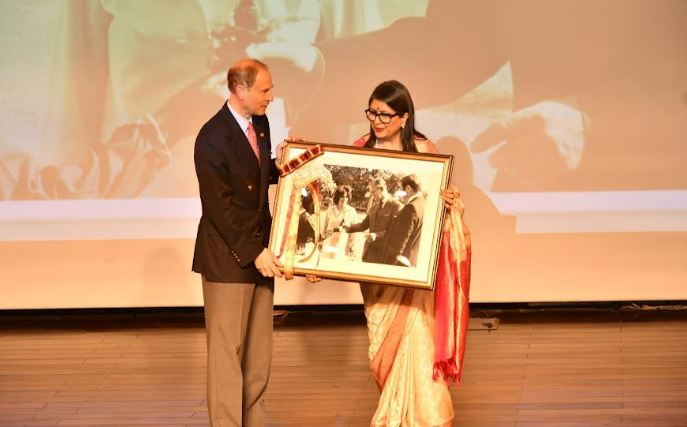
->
<box><xmin>1</xmin><ymin>0</ymin><xmax>686</xmax><ymax>306</ymax></box>
<box><xmin>270</xmin><ymin>143</ymin><xmax>451</xmax><ymax>289</ymax></box>
<box><xmin>1</xmin><ymin>0</ymin><xmax>684</xmax><ymax>234</ymax></box>
<box><xmin>0</xmin><ymin>0</ymin><xmax>429</xmax><ymax>201</ymax></box>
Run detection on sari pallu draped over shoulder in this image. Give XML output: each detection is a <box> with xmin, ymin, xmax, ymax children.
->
<box><xmin>352</xmin><ymin>136</ymin><xmax>472</xmax><ymax>425</ymax></box>
<box><xmin>353</xmin><ymin>130</ymin><xmax>472</xmax><ymax>386</ymax></box>
<box><xmin>368</xmin><ymin>203</ymin><xmax>472</xmax><ymax>390</ymax></box>
<box><xmin>364</xmin><ymin>202</ymin><xmax>471</xmax><ymax>426</ymax></box>
<box><xmin>434</xmin><ymin>204</ymin><xmax>471</xmax><ymax>383</ymax></box>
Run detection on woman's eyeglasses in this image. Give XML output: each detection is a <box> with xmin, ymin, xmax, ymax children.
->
<box><xmin>365</xmin><ymin>109</ymin><xmax>398</xmax><ymax>124</ymax></box>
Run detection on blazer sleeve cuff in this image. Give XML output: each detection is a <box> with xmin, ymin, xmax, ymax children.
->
<box><xmin>233</xmin><ymin>242</ymin><xmax>265</xmax><ymax>269</ymax></box>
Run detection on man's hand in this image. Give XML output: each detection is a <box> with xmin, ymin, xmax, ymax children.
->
<box><xmin>471</xmin><ymin>101</ymin><xmax>585</xmax><ymax>191</ymax></box>
<box><xmin>276</xmin><ymin>137</ymin><xmax>306</xmax><ymax>166</ymax></box>
<box><xmin>305</xmin><ymin>274</ymin><xmax>321</xmax><ymax>283</ymax></box>
<box><xmin>365</xmin><ymin>232</ymin><xmax>377</xmax><ymax>243</ymax></box>
<box><xmin>275</xmin><ymin>140</ymin><xmax>288</xmax><ymax>166</ymax></box>
<box><xmin>254</xmin><ymin>248</ymin><xmax>283</xmax><ymax>278</ymax></box>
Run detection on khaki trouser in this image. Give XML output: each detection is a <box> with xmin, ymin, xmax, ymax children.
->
<box><xmin>202</xmin><ymin>277</ymin><xmax>274</xmax><ymax>427</ymax></box>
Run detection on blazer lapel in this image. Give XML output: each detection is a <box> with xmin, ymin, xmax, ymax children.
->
<box><xmin>370</xmin><ymin>201</ymin><xmax>380</xmax><ymax>224</ymax></box>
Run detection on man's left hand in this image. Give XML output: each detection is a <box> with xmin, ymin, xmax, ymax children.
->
<box><xmin>254</xmin><ymin>248</ymin><xmax>283</xmax><ymax>278</ymax></box>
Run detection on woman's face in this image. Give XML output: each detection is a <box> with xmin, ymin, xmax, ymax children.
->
<box><xmin>337</xmin><ymin>194</ymin><xmax>348</xmax><ymax>209</ymax></box>
<box><xmin>368</xmin><ymin>99</ymin><xmax>407</xmax><ymax>142</ymax></box>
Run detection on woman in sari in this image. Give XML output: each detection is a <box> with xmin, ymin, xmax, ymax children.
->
<box><xmin>309</xmin><ymin>80</ymin><xmax>469</xmax><ymax>426</ymax></box>
<box><xmin>320</xmin><ymin>185</ymin><xmax>357</xmax><ymax>260</ymax></box>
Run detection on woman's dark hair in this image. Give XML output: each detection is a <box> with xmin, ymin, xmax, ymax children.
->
<box><xmin>332</xmin><ymin>185</ymin><xmax>352</xmax><ymax>205</ymax></box>
<box><xmin>364</xmin><ymin>80</ymin><xmax>426</xmax><ymax>153</ymax></box>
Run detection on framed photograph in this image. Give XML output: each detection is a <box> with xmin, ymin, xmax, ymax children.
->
<box><xmin>269</xmin><ymin>141</ymin><xmax>453</xmax><ymax>290</ymax></box>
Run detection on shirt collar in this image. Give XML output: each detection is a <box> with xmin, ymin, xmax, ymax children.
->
<box><xmin>226</xmin><ymin>99</ymin><xmax>251</xmax><ymax>134</ymax></box>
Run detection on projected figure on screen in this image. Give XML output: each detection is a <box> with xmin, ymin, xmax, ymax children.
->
<box><xmin>6</xmin><ymin>0</ymin><xmax>319</xmax><ymax>200</ymax></box>
<box><xmin>467</xmin><ymin>0</ymin><xmax>687</xmax><ymax>192</ymax></box>
<box><xmin>293</xmin><ymin>0</ymin><xmax>687</xmax><ymax>193</ymax></box>
<box><xmin>0</xmin><ymin>0</ymin><xmax>428</xmax><ymax>200</ymax></box>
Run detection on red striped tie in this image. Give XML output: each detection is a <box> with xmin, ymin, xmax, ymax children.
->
<box><xmin>247</xmin><ymin>122</ymin><xmax>260</xmax><ymax>161</ymax></box>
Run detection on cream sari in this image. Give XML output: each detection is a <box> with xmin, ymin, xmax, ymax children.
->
<box><xmin>354</xmin><ymin>136</ymin><xmax>470</xmax><ymax>427</ymax></box>
<box><xmin>362</xmin><ymin>284</ymin><xmax>454</xmax><ymax>427</ymax></box>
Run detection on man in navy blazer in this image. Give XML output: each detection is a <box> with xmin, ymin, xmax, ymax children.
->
<box><xmin>192</xmin><ymin>58</ymin><xmax>282</xmax><ymax>426</ymax></box>
<box><xmin>383</xmin><ymin>174</ymin><xmax>426</xmax><ymax>267</ymax></box>
<box><xmin>345</xmin><ymin>177</ymin><xmax>402</xmax><ymax>264</ymax></box>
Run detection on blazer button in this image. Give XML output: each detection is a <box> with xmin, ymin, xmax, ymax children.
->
<box><xmin>248</xmin><ymin>184</ymin><xmax>253</xmax><ymax>190</ymax></box>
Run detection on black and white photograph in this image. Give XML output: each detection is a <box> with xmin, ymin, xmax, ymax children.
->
<box><xmin>270</xmin><ymin>141</ymin><xmax>452</xmax><ymax>289</ymax></box>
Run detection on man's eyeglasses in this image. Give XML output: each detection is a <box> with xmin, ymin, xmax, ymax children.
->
<box><xmin>365</xmin><ymin>109</ymin><xmax>398</xmax><ymax>124</ymax></box>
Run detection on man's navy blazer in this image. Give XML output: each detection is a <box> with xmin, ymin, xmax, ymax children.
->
<box><xmin>383</xmin><ymin>195</ymin><xmax>425</xmax><ymax>267</ymax></box>
<box><xmin>192</xmin><ymin>103</ymin><xmax>279</xmax><ymax>284</ymax></box>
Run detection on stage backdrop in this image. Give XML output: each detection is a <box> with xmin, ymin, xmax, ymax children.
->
<box><xmin>1</xmin><ymin>0</ymin><xmax>685</xmax><ymax>309</ymax></box>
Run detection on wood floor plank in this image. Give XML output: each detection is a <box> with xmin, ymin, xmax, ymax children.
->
<box><xmin>1</xmin><ymin>306</ymin><xmax>685</xmax><ymax>426</ymax></box>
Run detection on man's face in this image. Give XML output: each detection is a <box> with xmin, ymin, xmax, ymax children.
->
<box><xmin>402</xmin><ymin>185</ymin><xmax>414</xmax><ymax>203</ymax></box>
<box><xmin>239</xmin><ymin>69</ymin><xmax>274</xmax><ymax>116</ymax></box>
<box><xmin>372</xmin><ymin>186</ymin><xmax>385</xmax><ymax>201</ymax></box>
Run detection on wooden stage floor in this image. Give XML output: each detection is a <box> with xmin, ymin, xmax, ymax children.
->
<box><xmin>1</xmin><ymin>304</ymin><xmax>686</xmax><ymax>426</ymax></box>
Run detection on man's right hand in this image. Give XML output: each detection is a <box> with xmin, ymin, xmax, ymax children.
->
<box><xmin>254</xmin><ymin>248</ymin><xmax>283</xmax><ymax>278</ymax></box>
<box><xmin>471</xmin><ymin>101</ymin><xmax>585</xmax><ymax>191</ymax></box>
<box><xmin>305</xmin><ymin>274</ymin><xmax>321</xmax><ymax>283</ymax></box>
<box><xmin>277</xmin><ymin>137</ymin><xmax>307</xmax><ymax>166</ymax></box>
<box><xmin>332</xmin><ymin>225</ymin><xmax>349</xmax><ymax>233</ymax></box>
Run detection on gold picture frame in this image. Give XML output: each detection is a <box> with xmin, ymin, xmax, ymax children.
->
<box><xmin>269</xmin><ymin>141</ymin><xmax>453</xmax><ymax>290</ymax></box>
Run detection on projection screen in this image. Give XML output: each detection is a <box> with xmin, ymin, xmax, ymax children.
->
<box><xmin>1</xmin><ymin>0</ymin><xmax>685</xmax><ymax>309</ymax></box>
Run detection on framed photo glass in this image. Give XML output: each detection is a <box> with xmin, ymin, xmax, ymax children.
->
<box><xmin>269</xmin><ymin>142</ymin><xmax>453</xmax><ymax>290</ymax></box>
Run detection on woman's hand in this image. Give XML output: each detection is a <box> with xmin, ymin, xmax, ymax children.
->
<box><xmin>305</xmin><ymin>274</ymin><xmax>321</xmax><ymax>283</ymax></box>
<box><xmin>441</xmin><ymin>183</ymin><xmax>465</xmax><ymax>217</ymax></box>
